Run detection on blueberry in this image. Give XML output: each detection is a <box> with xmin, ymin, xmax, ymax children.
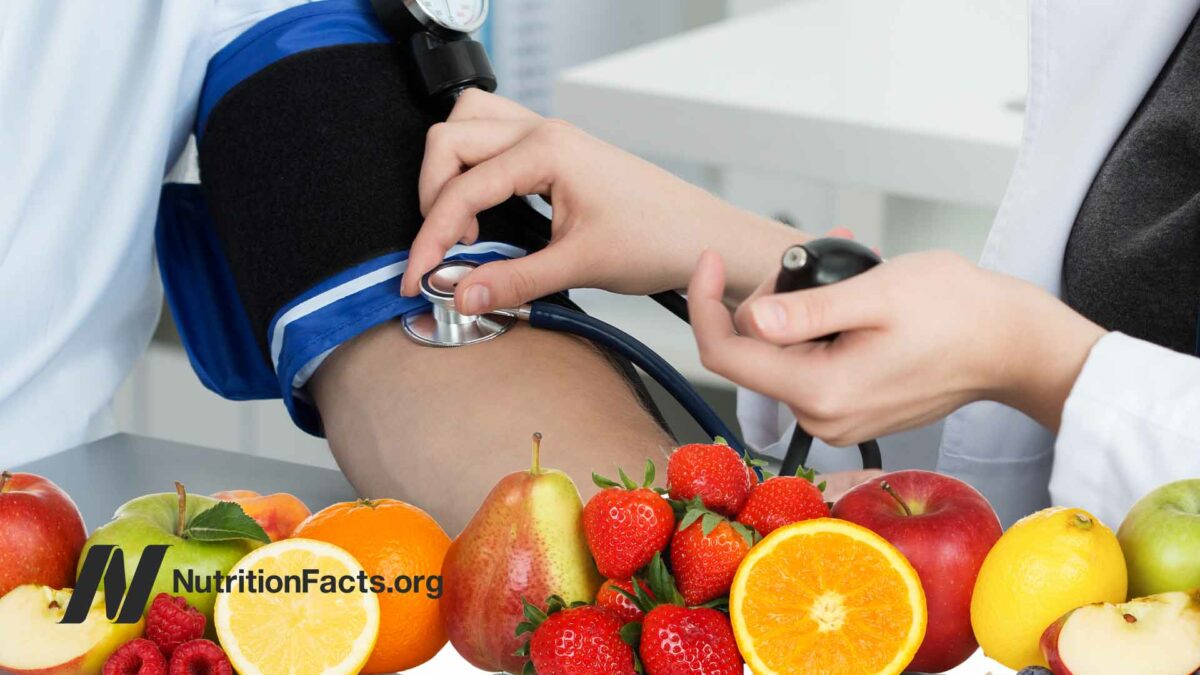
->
<box><xmin>1015</xmin><ymin>668</ymin><xmax>1053</xmax><ymax>675</ymax></box>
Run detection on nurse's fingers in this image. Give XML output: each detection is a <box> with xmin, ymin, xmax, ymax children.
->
<box><xmin>419</xmin><ymin>118</ymin><xmax>542</xmax><ymax>215</ymax></box>
<box><xmin>449</xmin><ymin>89</ymin><xmax>542</xmax><ymax>123</ymax></box>
<box><xmin>688</xmin><ymin>251</ymin><xmax>814</xmax><ymax>403</ymax></box>
<box><xmin>405</xmin><ymin>140</ymin><xmax>557</xmax><ymax>295</ymax></box>
<box><xmin>733</xmin><ymin>270</ymin><xmax>887</xmax><ymax>345</ymax></box>
<box><xmin>454</xmin><ymin>240</ymin><xmax>586</xmax><ymax>314</ymax></box>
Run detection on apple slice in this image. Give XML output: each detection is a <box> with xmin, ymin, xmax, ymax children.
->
<box><xmin>1041</xmin><ymin>590</ymin><xmax>1200</xmax><ymax>675</ymax></box>
<box><xmin>0</xmin><ymin>584</ymin><xmax>144</xmax><ymax>674</ymax></box>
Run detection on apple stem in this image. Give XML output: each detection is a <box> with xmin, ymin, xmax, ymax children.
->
<box><xmin>175</xmin><ymin>481</ymin><xmax>187</xmax><ymax>537</ymax></box>
<box><xmin>531</xmin><ymin>432</ymin><xmax>543</xmax><ymax>475</ymax></box>
<box><xmin>880</xmin><ymin>481</ymin><xmax>913</xmax><ymax>517</ymax></box>
<box><xmin>0</xmin><ymin>470</ymin><xmax>9</xmax><ymax>493</ymax></box>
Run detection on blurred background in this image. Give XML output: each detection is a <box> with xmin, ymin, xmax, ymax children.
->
<box><xmin>115</xmin><ymin>0</ymin><xmax>1029</xmax><ymax>476</ymax></box>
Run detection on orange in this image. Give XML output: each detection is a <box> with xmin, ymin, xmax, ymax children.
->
<box><xmin>729</xmin><ymin>518</ymin><xmax>927</xmax><ymax>675</ymax></box>
<box><xmin>293</xmin><ymin>498</ymin><xmax>451</xmax><ymax>673</ymax></box>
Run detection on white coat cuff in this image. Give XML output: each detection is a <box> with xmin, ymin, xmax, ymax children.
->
<box><xmin>1051</xmin><ymin>332</ymin><xmax>1200</xmax><ymax>527</ymax></box>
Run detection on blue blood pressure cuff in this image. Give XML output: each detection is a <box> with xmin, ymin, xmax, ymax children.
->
<box><xmin>156</xmin><ymin>0</ymin><xmax>552</xmax><ymax>434</ymax></box>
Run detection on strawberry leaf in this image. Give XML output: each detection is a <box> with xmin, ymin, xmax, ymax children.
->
<box><xmin>612</xmin><ymin>586</ymin><xmax>642</xmax><ymax>606</ymax></box>
<box><xmin>700</xmin><ymin>512</ymin><xmax>722</xmax><ymax>537</ymax></box>
<box><xmin>593</xmin><ymin>472</ymin><xmax>622</xmax><ymax>489</ymax></box>
<box><xmin>699</xmin><ymin>596</ymin><xmax>730</xmax><ymax>613</ymax></box>
<box><xmin>620</xmin><ymin>621</ymin><xmax>642</xmax><ymax>647</ymax></box>
<box><xmin>544</xmin><ymin>595</ymin><xmax>567</xmax><ymax>615</ymax></box>
<box><xmin>677</xmin><ymin>507</ymin><xmax>704</xmax><ymax>533</ymax></box>
<box><xmin>618</xmin><ymin>467</ymin><xmax>638</xmax><ymax>491</ymax></box>
<box><xmin>817</xmin><ymin>480</ymin><xmax>827</xmax><ymax>493</ymax></box>
<box><xmin>631</xmin><ymin>578</ymin><xmax>655</xmax><ymax>611</ymax></box>
<box><xmin>730</xmin><ymin>521</ymin><xmax>759</xmax><ymax>548</ymax></box>
<box><xmin>796</xmin><ymin>466</ymin><xmax>818</xmax><ymax>482</ymax></box>
<box><xmin>645</xmin><ymin>552</ymin><xmax>684</xmax><ymax>607</ymax></box>
<box><xmin>713</xmin><ymin>436</ymin><xmax>728</xmax><ymax>446</ymax></box>
<box><xmin>522</xmin><ymin>597</ymin><xmax>548</xmax><ymax>625</ymax></box>
<box><xmin>643</xmin><ymin>459</ymin><xmax>656</xmax><ymax>488</ymax></box>
<box><xmin>521</xmin><ymin>659</ymin><xmax>536</xmax><ymax>674</ymax></box>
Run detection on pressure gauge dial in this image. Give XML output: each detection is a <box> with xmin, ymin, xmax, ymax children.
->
<box><xmin>404</xmin><ymin>0</ymin><xmax>488</xmax><ymax>34</ymax></box>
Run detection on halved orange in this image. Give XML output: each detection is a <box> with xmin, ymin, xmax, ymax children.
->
<box><xmin>729</xmin><ymin>518</ymin><xmax>927</xmax><ymax>675</ymax></box>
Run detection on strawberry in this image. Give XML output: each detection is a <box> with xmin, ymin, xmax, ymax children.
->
<box><xmin>619</xmin><ymin>554</ymin><xmax>744</xmax><ymax>675</ymax></box>
<box><xmin>666</xmin><ymin>441</ymin><xmax>751</xmax><ymax>516</ymax></box>
<box><xmin>595</xmin><ymin>578</ymin><xmax>653</xmax><ymax>624</ymax></box>
<box><xmin>736</xmin><ymin>466</ymin><xmax>830</xmax><ymax>537</ymax></box>
<box><xmin>515</xmin><ymin>596</ymin><xmax>637</xmax><ymax>675</ymax></box>
<box><xmin>584</xmin><ymin>461</ymin><xmax>675</xmax><ymax>579</ymax></box>
<box><xmin>641</xmin><ymin>605</ymin><xmax>742</xmax><ymax>675</ymax></box>
<box><xmin>669</xmin><ymin>500</ymin><xmax>756</xmax><ymax>606</ymax></box>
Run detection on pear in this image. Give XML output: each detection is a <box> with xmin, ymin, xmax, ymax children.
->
<box><xmin>441</xmin><ymin>433</ymin><xmax>602</xmax><ymax>674</ymax></box>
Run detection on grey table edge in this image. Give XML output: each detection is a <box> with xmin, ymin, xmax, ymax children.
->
<box><xmin>14</xmin><ymin>433</ymin><xmax>359</xmax><ymax>530</ymax></box>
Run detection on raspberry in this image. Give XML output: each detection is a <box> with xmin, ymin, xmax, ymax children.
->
<box><xmin>102</xmin><ymin>639</ymin><xmax>166</xmax><ymax>675</ymax></box>
<box><xmin>145</xmin><ymin>593</ymin><xmax>206</xmax><ymax>657</ymax></box>
<box><xmin>168</xmin><ymin>640</ymin><xmax>232</xmax><ymax>675</ymax></box>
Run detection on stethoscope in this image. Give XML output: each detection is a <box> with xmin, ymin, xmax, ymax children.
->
<box><xmin>372</xmin><ymin>0</ymin><xmax>885</xmax><ymax>473</ymax></box>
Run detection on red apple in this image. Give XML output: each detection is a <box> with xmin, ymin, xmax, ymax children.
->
<box><xmin>0</xmin><ymin>471</ymin><xmax>88</xmax><ymax>597</ymax></box>
<box><xmin>831</xmin><ymin>469</ymin><xmax>1002</xmax><ymax>673</ymax></box>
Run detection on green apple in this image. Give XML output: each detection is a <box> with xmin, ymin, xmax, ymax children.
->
<box><xmin>1118</xmin><ymin>479</ymin><xmax>1200</xmax><ymax>598</ymax></box>
<box><xmin>0</xmin><ymin>584</ymin><xmax>144</xmax><ymax>674</ymax></box>
<box><xmin>79</xmin><ymin>483</ymin><xmax>267</xmax><ymax>625</ymax></box>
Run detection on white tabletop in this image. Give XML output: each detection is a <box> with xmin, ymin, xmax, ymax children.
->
<box><xmin>556</xmin><ymin>0</ymin><xmax>1028</xmax><ymax>208</ymax></box>
<box><xmin>414</xmin><ymin>641</ymin><xmax>1015</xmax><ymax>674</ymax></box>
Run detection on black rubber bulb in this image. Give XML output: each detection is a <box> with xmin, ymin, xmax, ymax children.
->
<box><xmin>775</xmin><ymin>237</ymin><xmax>882</xmax><ymax>293</ymax></box>
<box><xmin>772</xmin><ymin>237</ymin><xmax>884</xmax><ymax>475</ymax></box>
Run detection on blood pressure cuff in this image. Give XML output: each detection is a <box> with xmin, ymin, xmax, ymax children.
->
<box><xmin>156</xmin><ymin>0</ymin><xmax>557</xmax><ymax>434</ymax></box>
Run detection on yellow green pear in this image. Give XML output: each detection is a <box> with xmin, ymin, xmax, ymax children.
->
<box><xmin>440</xmin><ymin>433</ymin><xmax>602</xmax><ymax>674</ymax></box>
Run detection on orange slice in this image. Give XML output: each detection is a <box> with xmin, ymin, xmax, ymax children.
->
<box><xmin>729</xmin><ymin>518</ymin><xmax>926</xmax><ymax>675</ymax></box>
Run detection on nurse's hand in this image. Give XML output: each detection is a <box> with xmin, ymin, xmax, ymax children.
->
<box><xmin>403</xmin><ymin>90</ymin><xmax>802</xmax><ymax>313</ymax></box>
<box><xmin>687</xmin><ymin>249</ymin><xmax>1107</xmax><ymax>443</ymax></box>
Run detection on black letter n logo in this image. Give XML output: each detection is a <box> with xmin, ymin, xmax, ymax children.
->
<box><xmin>60</xmin><ymin>545</ymin><xmax>170</xmax><ymax>624</ymax></box>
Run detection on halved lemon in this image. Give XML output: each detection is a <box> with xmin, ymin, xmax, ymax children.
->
<box><xmin>730</xmin><ymin>518</ymin><xmax>927</xmax><ymax>675</ymax></box>
<box><xmin>214</xmin><ymin>538</ymin><xmax>380</xmax><ymax>675</ymax></box>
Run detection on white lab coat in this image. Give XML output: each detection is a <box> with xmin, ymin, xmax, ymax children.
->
<box><xmin>741</xmin><ymin>0</ymin><xmax>1200</xmax><ymax>529</ymax></box>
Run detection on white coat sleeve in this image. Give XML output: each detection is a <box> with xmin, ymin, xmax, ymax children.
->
<box><xmin>1050</xmin><ymin>331</ymin><xmax>1200</xmax><ymax>527</ymax></box>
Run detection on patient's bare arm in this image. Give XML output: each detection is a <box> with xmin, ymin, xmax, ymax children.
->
<box><xmin>311</xmin><ymin>320</ymin><xmax>674</xmax><ymax>534</ymax></box>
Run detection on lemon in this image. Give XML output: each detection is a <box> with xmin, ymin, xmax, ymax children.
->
<box><xmin>970</xmin><ymin>507</ymin><xmax>1127</xmax><ymax>669</ymax></box>
<box><xmin>214</xmin><ymin>538</ymin><xmax>380</xmax><ymax>675</ymax></box>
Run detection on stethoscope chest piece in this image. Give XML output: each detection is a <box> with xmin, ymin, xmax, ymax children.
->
<box><xmin>401</xmin><ymin>260</ymin><xmax>517</xmax><ymax>347</ymax></box>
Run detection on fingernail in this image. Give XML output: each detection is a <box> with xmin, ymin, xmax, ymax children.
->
<box><xmin>751</xmin><ymin>300</ymin><xmax>787</xmax><ymax>334</ymax></box>
<box><xmin>461</xmin><ymin>284</ymin><xmax>490</xmax><ymax>314</ymax></box>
